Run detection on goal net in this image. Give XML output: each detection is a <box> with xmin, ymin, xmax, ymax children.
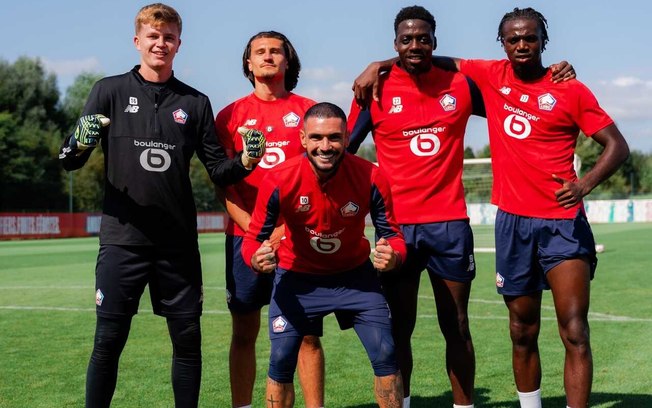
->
<box><xmin>463</xmin><ymin>158</ymin><xmax>496</xmax><ymax>252</ymax></box>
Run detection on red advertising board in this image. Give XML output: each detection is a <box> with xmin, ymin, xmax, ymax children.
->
<box><xmin>0</xmin><ymin>212</ymin><xmax>227</xmax><ymax>240</ymax></box>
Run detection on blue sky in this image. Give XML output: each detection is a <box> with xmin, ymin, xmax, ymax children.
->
<box><xmin>4</xmin><ymin>0</ymin><xmax>651</xmax><ymax>152</ymax></box>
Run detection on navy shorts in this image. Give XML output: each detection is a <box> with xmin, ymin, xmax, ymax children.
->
<box><xmin>94</xmin><ymin>244</ymin><xmax>203</xmax><ymax>318</ymax></box>
<box><xmin>495</xmin><ymin>209</ymin><xmax>597</xmax><ymax>296</ymax></box>
<box><xmin>381</xmin><ymin>220</ymin><xmax>476</xmax><ymax>288</ymax></box>
<box><xmin>268</xmin><ymin>261</ymin><xmax>392</xmax><ymax>339</ymax></box>
<box><xmin>225</xmin><ymin>234</ymin><xmax>273</xmax><ymax>313</ymax></box>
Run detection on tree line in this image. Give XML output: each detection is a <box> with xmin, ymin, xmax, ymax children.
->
<box><xmin>1</xmin><ymin>57</ymin><xmax>650</xmax><ymax>212</ymax></box>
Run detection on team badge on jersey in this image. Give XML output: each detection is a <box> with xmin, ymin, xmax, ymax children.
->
<box><xmin>95</xmin><ymin>289</ymin><xmax>104</xmax><ymax>306</ymax></box>
<box><xmin>340</xmin><ymin>201</ymin><xmax>359</xmax><ymax>217</ymax></box>
<box><xmin>495</xmin><ymin>272</ymin><xmax>505</xmax><ymax>288</ymax></box>
<box><xmin>173</xmin><ymin>109</ymin><xmax>188</xmax><ymax>124</ymax></box>
<box><xmin>272</xmin><ymin>316</ymin><xmax>288</xmax><ymax>333</ymax></box>
<box><xmin>283</xmin><ymin>112</ymin><xmax>301</xmax><ymax>128</ymax></box>
<box><xmin>538</xmin><ymin>93</ymin><xmax>556</xmax><ymax>111</ymax></box>
<box><xmin>440</xmin><ymin>94</ymin><xmax>457</xmax><ymax>111</ymax></box>
<box><xmin>389</xmin><ymin>96</ymin><xmax>403</xmax><ymax>114</ymax></box>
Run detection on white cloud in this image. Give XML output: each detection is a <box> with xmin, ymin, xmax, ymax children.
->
<box><xmin>300</xmin><ymin>81</ymin><xmax>353</xmax><ymax>111</ymax></box>
<box><xmin>593</xmin><ymin>76</ymin><xmax>652</xmax><ymax>120</ymax></box>
<box><xmin>302</xmin><ymin>66</ymin><xmax>339</xmax><ymax>81</ymax></box>
<box><xmin>41</xmin><ymin>57</ymin><xmax>102</xmax><ymax>77</ymax></box>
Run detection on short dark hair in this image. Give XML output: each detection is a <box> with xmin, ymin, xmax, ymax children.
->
<box><xmin>242</xmin><ymin>31</ymin><xmax>301</xmax><ymax>91</ymax></box>
<box><xmin>497</xmin><ymin>7</ymin><xmax>549</xmax><ymax>51</ymax></box>
<box><xmin>304</xmin><ymin>102</ymin><xmax>347</xmax><ymax>123</ymax></box>
<box><xmin>394</xmin><ymin>5</ymin><xmax>436</xmax><ymax>35</ymax></box>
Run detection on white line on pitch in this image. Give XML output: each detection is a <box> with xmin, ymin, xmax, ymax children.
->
<box><xmin>1</xmin><ymin>305</ymin><xmax>650</xmax><ymax>322</ymax></box>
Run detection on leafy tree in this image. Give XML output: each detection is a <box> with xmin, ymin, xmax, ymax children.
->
<box><xmin>0</xmin><ymin>57</ymin><xmax>65</xmax><ymax>210</ymax></box>
<box><xmin>575</xmin><ymin>133</ymin><xmax>629</xmax><ymax>199</ymax></box>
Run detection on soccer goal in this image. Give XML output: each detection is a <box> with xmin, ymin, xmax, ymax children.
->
<box><xmin>463</xmin><ymin>158</ymin><xmax>496</xmax><ymax>252</ymax></box>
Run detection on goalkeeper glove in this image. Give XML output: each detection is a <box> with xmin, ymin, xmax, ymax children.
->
<box><xmin>238</xmin><ymin>126</ymin><xmax>266</xmax><ymax>169</ymax></box>
<box><xmin>71</xmin><ymin>114</ymin><xmax>110</xmax><ymax>150</ymax></box>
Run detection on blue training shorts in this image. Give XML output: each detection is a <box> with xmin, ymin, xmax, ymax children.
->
<box><xmin>495</xmin><ymin>209</ymin><xmax>597</xmax><ymax>296</ymax></box>
<box><xmin>382</xmin><ymin>221</ymin><xmax>476</xmax><ymax>286</ymax></box>
<box><xmin>225</xmin><ymin>234</ymin><xmax>273</xmax><ymax>313</ymax></box>
<box><xmin>268</xmin><ymin>261</ymin><xmax>392</xmax><ymax>339</ymax></box>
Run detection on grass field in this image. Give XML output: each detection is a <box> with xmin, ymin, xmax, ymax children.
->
<box><xmin>1</xmin><ymin>223</ymin><xmax>651</xmax><ymax>407</ymax></box>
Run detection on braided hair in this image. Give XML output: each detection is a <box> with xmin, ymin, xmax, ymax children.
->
<box><xmin>496</xmin><ymin>7</ymin><xmax>549</xmax><ymax>51</ymax></box>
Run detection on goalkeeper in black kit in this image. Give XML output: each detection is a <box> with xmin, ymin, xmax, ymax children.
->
<box><xmin>58</xmin><ymin>4</ymin><xmax>265</xmax><ymax>408</ymax></box>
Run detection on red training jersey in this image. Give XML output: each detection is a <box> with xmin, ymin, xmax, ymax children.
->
<box><xmin>242</xmin><ymin>153</ymin><xmax>406</xmax><ymax>274</ymax></box>
<box><xmin>347</xmin><ymin>65</ymin><xmax>474</xmax><ymax>224</ymax></box>
<box><xmin>459</xmin><ymin>59</ymin><xmax>614</xmax><ymax>218</ymax></box>
<box><xmin>215</xmin><ymin>93</ymin><xmax>316</xmax><ymax>235</ymax></box>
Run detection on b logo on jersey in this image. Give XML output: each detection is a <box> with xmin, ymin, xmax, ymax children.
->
<box><xmin>500</xmin><ymin>87</ymin><xmax>512</xmax><ymax>95</ymax></box>
<box><xmin>139</xmin><ymin>148</ymin><xmax>172</xmax><ymax>172</ymax></box>
<box><xmin>340</xmin><ymin>201</ymin><xmax>359</xmax><ymax>217</ymax></box>
<box><xmin>309</xmin><ymin>237</ymin><xmax>342</xmax><ymax>254</ymax></box>
<box><xmin>244</xmin><ymin>119</ymin><xmax>257</xmax><ymax>126</ymax></box>
<box><xmin>538</xmin><ymin>93</ymin><xmax>556</xmax><ymax>111</ymax></box>
<box><xmin>173</xmin><ymin>109</ymin><xmax>188</xmax><ymax>124</ymax></box>
<box><xmin>258</xmin><ymin>147</ymin><xmax>287</xmax><ymax>169</ymax></box>
<box><xmin>283</xmin><ymin>112</ymin><xmax>300</xmax><ymax>128</ymax></box>
<box><xmin>439</xmin><ymin>94</ymin><xmax>456</xmax><ymax>111</ymax></box>
<box><xmin>272</xmin><ymin>316</ymin><xmax>288</xmax><ymax>333</ymax></box>
<box><xmin>409</xmin><ymin>132</ymin><xmax>441</xmax><ymax>156</ymax></box>
<box><xmin>503</xmin><ymin>114</ymin><xmax>531</xmax><ymax>139</ymax></box>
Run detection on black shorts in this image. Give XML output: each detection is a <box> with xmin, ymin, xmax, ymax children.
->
<box><xmin>94</xmin><ymin>244</ymin><xmax>203</xmax><ymax>318</ymax></box>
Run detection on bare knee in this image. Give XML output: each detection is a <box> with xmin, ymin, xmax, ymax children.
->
<box><xmin>510</xmin><ymin>319</ymin><xmax>540</xmax><ymax>348</ymax></box>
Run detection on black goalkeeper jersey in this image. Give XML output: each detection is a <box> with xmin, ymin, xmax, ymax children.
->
<box><xmin>60</xmin><ymin>66</ymin><xmax>249</xmax><ymax>247</ymax></box>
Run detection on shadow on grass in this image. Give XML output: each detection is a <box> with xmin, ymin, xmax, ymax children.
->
<box><xmin>345</xmin><ymin>388</ymin><xmax>652</xmax><ymax>407</ymax></box>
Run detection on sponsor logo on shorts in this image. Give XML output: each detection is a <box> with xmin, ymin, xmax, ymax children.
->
<box><xmin>340</xmin><ymin>201</ymin><xmax>359</xmax><ymax>217</ymax></box>
<box><xmin>272</xmin><ymin>316</ymin><xmax>288</xmax><ymax>333</ymax></box>
<box><xmin>95</xmin><ymin>289</ymin><xmax>104</xmax><ymax>306</ymax></box>
<box><xmin>225</xmin><ymin>289</ymin><xmax>232</xmax><ymax>303</ymax></box>
<box><xmin>172</xmin><ymin>109</ymin><xmax>188</xmax><ymax>124</ymax></box>
<box><xmin>496</xmin><ymin>272</ymin><xmax>505</xmax><ymax>288</ymax></box>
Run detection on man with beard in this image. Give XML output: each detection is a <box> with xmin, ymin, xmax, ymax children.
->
<box><xmin>243</xmin><ymin>102</ymin><xmax>406</xmax><ymax>408</ymax></box>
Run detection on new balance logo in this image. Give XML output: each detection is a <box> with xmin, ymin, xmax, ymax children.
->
<box><xmin>124</xmin><ymin>105</ymin><xmax>139</xmax><ymax>113</ymax></box>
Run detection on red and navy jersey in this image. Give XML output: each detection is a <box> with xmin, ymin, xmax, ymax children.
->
<box><xmin>216</xmin><ymin>93</ymin><xmax>316</xmax><ymax>235</ymax></box>
<box><xmin>242</xmin><ymin>153</ymin><xmax>406</xmax><ymax>274</ymax></box>
<box><xmin>459</xmin><ymin>59</ymin><xmax>614</xmax><ymax>218</ymax></box>
<box><xmin>347</xmin><ymin>64</ymin><xmax>478</xmax><ymax>224</ymax></box>
<box><xmin>59</xmin><ymin>66</ymin><xmax>249</xmax><ymax>247</ymax></box>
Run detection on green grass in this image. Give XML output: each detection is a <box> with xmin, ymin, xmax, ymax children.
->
<box><xmin>1</xmin><ymin>223</ymin><xmax>651</xmax><ymax>407</ymax></box>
